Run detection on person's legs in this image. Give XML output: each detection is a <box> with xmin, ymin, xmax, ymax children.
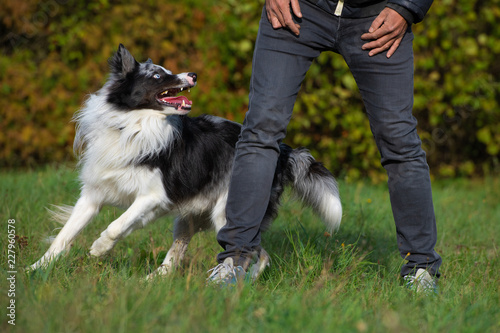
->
<box><xmin>216</xmin><ymin>2</ymin><xmax>337</xmax><ymax>268</ymax></box>
<box><xmin>338</xmin><ymin>17</ymin><xmax>442</xmax><ymax>277</ymax></box>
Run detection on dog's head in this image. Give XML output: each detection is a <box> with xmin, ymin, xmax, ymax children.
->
<box><xmin>106</xmin><ymin>44</ymin><xmax>197</xmax><ymax>115</ymax></box>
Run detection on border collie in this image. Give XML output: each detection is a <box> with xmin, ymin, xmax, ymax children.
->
<box><xmin>30</xmin><ymin>44</ymin><xmax>342</xmax><ymax>279</ymax></box>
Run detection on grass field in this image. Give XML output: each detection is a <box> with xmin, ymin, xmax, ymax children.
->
<box><xmin>1</xmin><ymin>166</ymin><xmax>499</xmax><ymax>332</ymax></box>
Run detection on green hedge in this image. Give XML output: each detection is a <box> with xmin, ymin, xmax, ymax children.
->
<box><xmin>1</xmin><ymin>0</ymin><xmax>499</xmax><ymax>179</ymax></box>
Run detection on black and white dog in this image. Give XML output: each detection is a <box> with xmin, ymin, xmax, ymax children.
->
<box><xmin>30</xmin><ymin>44</ymin><xmax>342</xmax><ymax>279</ymax></box>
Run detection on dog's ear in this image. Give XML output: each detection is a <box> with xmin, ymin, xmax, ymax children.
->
<box><xmin>109</xmin><ymin>44</ymin><xmax>139</xmax><ymax>76</ymax></box>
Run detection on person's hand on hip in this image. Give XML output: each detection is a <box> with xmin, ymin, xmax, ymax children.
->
<box><xmin>266</xmin><ymin>0</ymin><xmax>303</xmax><ymax>35</ymax></box>
<box><xmin>361</xmin><ymin>7</ymin><xmax>408</xmax><ymax>58</ymax></box>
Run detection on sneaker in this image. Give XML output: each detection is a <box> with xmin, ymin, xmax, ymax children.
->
<box><xmin>206</xmin><ymin>257</ymin><xmax>247</xmax><ymax>287</ymax></box>
<box><xmin>403</xmin><ymin>268</ymin><xmax>438</xmax><ymax>295</ymax></box>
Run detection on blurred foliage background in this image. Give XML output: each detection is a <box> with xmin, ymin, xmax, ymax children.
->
<box><xmin>1</xmin><ymin>0</ymin><xmax>499</xmax><ymax>180</ymax></box>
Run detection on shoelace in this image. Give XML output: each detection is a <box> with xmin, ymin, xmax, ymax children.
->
<box><xmin>404</xmin><ymin>274</ymin><xmax>435</xmax><ymax>292</ymax></box>
<box><xmin>207</xmin><ymin>261</ymin><xmax>235</xmax><ymax>281</ymax></box>
<box><xmin>404</xmin><ymin>275</ymin><xmax>417</xmax><ymax>286</ymax></box>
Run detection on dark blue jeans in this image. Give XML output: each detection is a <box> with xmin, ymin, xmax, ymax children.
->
<box><xmin>217</xmin><ymin>0</ymin><xmax>442</xmax><ymax>277</ymax></box>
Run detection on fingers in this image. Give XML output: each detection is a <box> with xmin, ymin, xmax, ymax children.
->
<box><xmin>362</xmin><ymin>33</ymin><xmax>405</xmax><ymax>58</ymax></box>
<box><xmin>363</xmin><ymin>38</ymin><xmax>397</xmax><ymax>57</ymax></box>
<box><xmin>360</xmin><ymin>8</ymin><xmax>408</xmax><ymax>57</ymax></box>
<box><xmin>269</xmin><ymin>14</ymin><xmax>283</xmax><ymax>30</ymax></box>
<box><xmin>386</xmin><ymin>36</ymin><xmax>403</xmax><ymax>58</ymax></box>
<box><xmin>291</xmin><ymin>0</ymin><xmax>303</xmax><ymax>18</ymax></box>
<box><xmin>366</xmin><ymin>13</ymin><xmax>385</xmax><ymax>34</ymax></box>
<box><xmin>361</xmin><ymin>14</ymin><xmax>404</xmax><ymax>42</ymax></box>
<box><xmin>361</xmin><ymin>26</ymin><xmax>399</xmax><ymax>57</ymax></box>
<box><xmin>266</xmin><ymin>0</ymin><xmax>301</xmax><ymax>35</ymax></box>
<box><xmin>284</xmin><ymin>17</ymin><xmax>301</xmax><ymax>36</ymax></box>
<box><xmin>361</xmin><ymin>26</ymin><xmax>389</xmax><ymax>43</ymax></box>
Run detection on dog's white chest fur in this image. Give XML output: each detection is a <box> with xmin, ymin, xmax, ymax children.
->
<box><xmin>74</xmin><ymin>93</ymin><xmax>177</xmax><ymax>207</ymax></box>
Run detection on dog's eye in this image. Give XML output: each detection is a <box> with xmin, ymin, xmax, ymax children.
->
<box><xmin>153</xmin><ymin>74</ymin><xmax>161</xmax><ymax>79</ymax></box>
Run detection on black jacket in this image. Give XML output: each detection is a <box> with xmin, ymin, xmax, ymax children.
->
<box><xmin>384</xmin><ymin>0</ymin><xmax>433</xmax><ymax>24</ymax></box>
<box><xmin>310</xmin><ymin>0</ymin><xmax>433</xmax><ymax>24</ymax></box>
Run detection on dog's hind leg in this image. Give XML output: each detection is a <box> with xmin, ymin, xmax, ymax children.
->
<box><xmin>211</xmin><ymin>192</ymin><xmax>229</xmax><ymax>233</ymax></box>
<box><xmin>147</xmin><ymin>214</ymin><xmax>212</xmax><ymax>279</ymax></box>
<box><xmin>30</xmin><ymin>196</ymin><xmax>101</xmax><ymax>270</ymax></box>
<box><xmin>89</xmin><ymin>195</ymin><xmax>165</xmax><ymax>257</ymax></box>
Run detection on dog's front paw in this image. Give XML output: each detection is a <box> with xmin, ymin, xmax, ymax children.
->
<box><xmin>145</xmin><ymin>265</ymin><xmax>172</xmax><ymax>281</ymax></box>
<box><xmin>28</xmin><ymin>251</ymin><xmax>61</xmax><ymax>272</ymax></box>
<box><xmin>248</xmin><ymin>248</ymin><xmax>271</xmax><ymax>282</ymax></box>
<box><xmin>89</xmin><ymin>233</ymin><xmax>116</xmax><ymax>257</ymax></box>
<box><xmin>27</xmin><ymin>261</ymin><xmax>43</xmax><ymax>272</ymax></box>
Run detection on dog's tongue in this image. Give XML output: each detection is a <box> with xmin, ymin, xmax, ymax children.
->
<box><xmin>161</xmin><ymin>95</ymin><xmax>192</xmax><ymax>109</ymax></box>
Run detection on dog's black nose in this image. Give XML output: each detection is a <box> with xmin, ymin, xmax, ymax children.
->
<box><xmin>188</xmin><ymin>72</ymin><xmax>197</xmax><ymax>82</ymax></box>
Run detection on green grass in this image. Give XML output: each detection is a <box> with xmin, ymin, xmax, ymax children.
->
<box><xmin>1</xmin><ymin>166</ymin><xmax>499</xmax><ymax>332</ymax></box>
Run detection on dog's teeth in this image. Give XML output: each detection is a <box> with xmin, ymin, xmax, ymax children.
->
<box><xmin>180</xmin><ymin>87</ymin><xmax>184</xmax><ymax>92</ymax></box>
<box><xmin>188</xmin><ymin>89</ymin><xmax>191</xmax><ymax>92</ymax></box>
<box><xmin>162</xmin><ymin>90</ymin><xmax>168</xmax><ymax>95</ymax></box>
<box><xmin>181</xmin><ymin>100</ymin><xmax>186</xmax><ymax>107</ymax></box>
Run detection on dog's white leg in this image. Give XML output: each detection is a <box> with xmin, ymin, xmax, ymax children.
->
<box><xmin>147</xmin><ymin>215</ymin><xmax>212</xmax><ymax>279</ymax></box>
<box><xmin>248</xmin><ymin>248</ymin><xmax>271</xmax><ymax>282</ymax></box>
<box><xmin>30</xmin><ymin>196</ymin><xmax>101</xmax><ymax>270</ymax></box>
<box><xmin>211</xmin><ymin>192</ymin><xmax>228</xmax><ymax>233</ymax></box>
<box><xmin>89</xmin><ymin>196</ymin><xmax>164</xmax><ymax>257</ymax></box>
<box><xmin>147</xmin><ymin>238</ymin><xmax>189</xmax><ymax>279</ymax></box>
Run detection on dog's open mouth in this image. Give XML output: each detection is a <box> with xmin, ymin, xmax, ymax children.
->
<box><xmin>156</xmin><ymin>87</ymin><xmax>192</xmax><ymax>110</ymax></box>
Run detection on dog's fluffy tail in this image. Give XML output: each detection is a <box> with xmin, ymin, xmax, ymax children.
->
<box><xmin>288</xmin><ymin>147</ymin><xmax>342</xmax><ymax>232</ymax></box>
<box><xmin>41</xmin><ymin>205</ymin><xmax>74</xmax><ymax>245</ymax></box>
<box><xmin>46</xmin><ymin>204</ymin><xmax>74</xmax><ymax>226</ymax></box>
